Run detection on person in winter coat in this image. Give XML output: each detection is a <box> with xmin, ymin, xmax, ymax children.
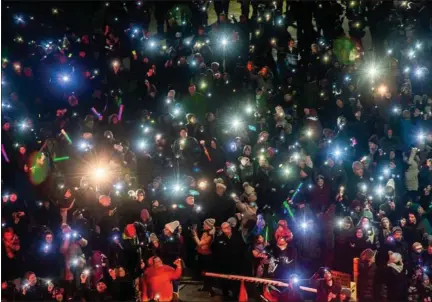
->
<box><xmin>191</xmin><ymin>218</ymin><xmax>215</xmax><ymax>296</ymax></box>
<box><xmin>207</xmin><ymin>180</ymin><xmax>235</xmax><ymax>226</ymax></box>
<box><xmin>357</xmin><ymin>248</ymin><xmax>378</xmax><ymax>302</ymax></box>
<box><xmin>384</xmin><ymin>252</ymin><xmax>408</xmax><ymax>301</ymax></box>
<box><xmin>316</xmin><ymin>268</ymin><xmax>342</xmax><ymax>302</ymax></box>
<box><xmin>349</xmin><ymin>227</ymin><xmax>375</xmax><ymax>259</ymax></box>
<box><xmin>141</xmin><ymin>257</ymin><xmax>182</xmax><ymax>301</ymax></box>
<box><xmin>307</xmin><ymin>175</ymin><xmax>331</xmax><ymax>214</ymax></box>
<box><xmin>60</xmin><ymin>224</ymin><xmax>88</xmax><ymax>282</ymax></box>
<box><xmin>334</xmin><ymin>216</ymin><xmax>355</xmax><ymax>273</ymax></box>
<box><xmin>271</xmin><ymin>235</ymin><xmax>297</xmax><ymax>279</ymax></box>
<box><xmin>233</xmin><ymin>193</ymin><xmax>258</xmax><ymax>241</ymax></box>
<box><xmin>252</xmin><ymin>235</ymin><xmax>270</xmax><ymax>278</ymax></box>
<box><xmin>377</xmin><ymin>217</ymin><xmax>393</xmax><ymax>249</ymax></box>
<box><xmin>410</xmin><ymin>242</ymin><xmax>424</xmax><ymax>272</ymax></box>
<box><xmin>404</xmin><ymin>148</ymin><xmax>420</xmax><ymax>195</ymax></box>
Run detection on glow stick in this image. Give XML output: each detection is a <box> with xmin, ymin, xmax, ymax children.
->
<box><xmin>118</xmin><ymin>104</ymin><xmax>124</xmax><ymax>121</ymax></box>
<box><xmin>91</xmin><ymin>107</ymin><xmax>101</xmax><ymax>118</ymax></box>
<box><xmin>53</xmin><ymin>156</ymin><xmax>70</xmax><ymax>162</ymax></box>
<box><xmin>1</xmin><ymin>144</ymin><xmax>10</xmax><ymax>163</ymax></box>
<box><xmin>60</xmin><ymin>129</ymin><xmax>72</xmax><ymax>144</ymax></box>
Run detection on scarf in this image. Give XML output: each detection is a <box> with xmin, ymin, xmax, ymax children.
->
<box><xmin>387</xmin><ymin>261</ymin><xmax>404</xmax><ymax>273</ymax></box>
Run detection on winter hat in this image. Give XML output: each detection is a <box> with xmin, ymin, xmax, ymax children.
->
<box><xmin>360</xmin><ymin>248</ymin><xmax>376</xmax><ymax>262</ymax></box>
<box><xmin>392</xmin><ymin>226</ymin><xmax>403</xmax><ymax>234</ymax></box>
<box><xmin>104</xmin><ymin>130</ymin><xmax>114</xmax><ymax>139</ymax></box>
<box><xmin>243</xmin><ymin>182</ymin><xmax>255</xmax><ymax>195</ymax></box>
<box><xmin>149</xmin><ymin>233</ymin><xmax>159</xmax><ymax>242</ymax></box>
<box><xmin>124</xmin><ymin>224</ymin><xmax>136</xmax><ymax>238</ymax></box>
<box><xmin>388</xmin><ymin>251</ymin><xmax>402</xmax><ymax>264</ymax></box>
<box><xmin>140</xmin><ymin>209</ymin><xmax>150</xmax><ymax>221</ymax></box>
<box><xmin>340</xmin><ymin>288</ymin><xmax>351</xmax><ymax>298</ymax></box>
<box><xmin>108</xmin><ymin>114</ymin><xmax>118</xmax><ymax>124</ymax></box>
<box><xmin>165</xmin><ymin>220</ymin><xmax>180</xmax><ymax>233</ymax></box>
<box><xmin>368</xmin><ymin>134</ymin><xmax>379</xmax><ymax>146</ymax></box>
<box><xmin>412</xmin><ymin>242</ymin><xmax>423</xmax><ymax>252</ymax></box>
<box><xmin>227</xmin><ymin>217</ymin><xmax>237</xmax><ymax>228</ymax></box>
<box><xmin>167</xmin><ymin>90</ymin><xmax>176</xmax><ymax>98</ymax></box>
<box><xmin>204</xmin><ymin>218</ymin><xmax>215</xmax><ymax>229</ymax></box>
<box><xmin>361</xmin><ymin>209</ymin><xmax>373</xmax><ymax>221</ymax></box>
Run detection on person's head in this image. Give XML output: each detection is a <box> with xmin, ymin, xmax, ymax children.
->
<box><xmin>393</xmin><ymin>228</ymin><xmax>403</xmax><ymax>241</ymax></box>
<box><xmin>3</xmin><ymin>122</ymin><xmax>10</xmax><ymax>131</ymax></box>
<box><xmin>352</xmin><ymin>161</ymin><xmax>364</xmax><ymax>177</ymax></box>
<box><xmin>219</xmin><ymin>13</ymin><xmax>226</xmax><ymax>23</ymax></box>
<box><xmin>186</xmin><ymin>113</ymin><xmax>197</xmax><ymax>124</ymax></box>
<box><xmin>188</xmin><ymin>84</ymin><xmax>196</xmax><ymax>95</ymax></box>
<box><xmin>25</xmin><ymin>272</ymin><xmax>37</xmax><ymax>286</ymax></box>
<box><xmin>408</xmin><ymin>212</ymin><xmax>417</xmax><ymax>225</ymax></box>
<box><xmin>243</xmin><ymin>145</ymin><xmax>251</xmax><ymax>156</ymax></box>
<box><xmin>3</xmin><ymin>227</ymin><xmax>14</xmax><ymax>241</ymax></box>
<box><xmin>354</xmin><ymin>110</ymin><xmax>361</xmax><ymax>120</ymax></box>
<box><xmin>255</xmin><ymin>235</ymin><xmax>264</xmax><ymax>244</ymax></box>
<box><xmin>163</xmin><ymin>226</ymin><xmax>172</xmax><ymax>236</ymax></box>
<box><xmin>203</xmin><ymin>218</ymin><xmax>215</xmax><ymax>231</ymax></box>
<box><xmin>117</xmin><ymin>266</ymin><xmax>126</xmax><ymax>277</ymax></box>
<box><xmin>210</xmin><ymin>139</ymin><xmax>217</xmax><ymax>149</ymax></box>
<box><xmin>136</xmin><ymin>189</ymin><xmax>145</xmax><ymax>202</ymax></box>
<box><xmin>96</xmin><ymin>281</ymin><xmax>107</xmax><ymax>293</ymax></box>
<box><xmin>381</xmin><ymin>217</ymin><xmax>390</xmax><ymax>229</ymax></box>
<box><xmin>45</xmin><ymin>232</ymin><xmax>53</xmax><ymax>244</ymax></box>
<box><xmin>336</xmin><ymin>98</ymin><xmax>343</xmax><ymax>108</ymax></box>
<box><xmin>277</xmin><ymin>236</ymin><xmax>288</xmax><ymax>246</ymax></box>
<box><xmin>428</xmin><ymin>243</ymin><xmax>432</xmax><ymax>255</ymax></box>
<box><xmin>323</xmin><ymin>269</ymin><xmax>332</xmax><ymax>281</ymax></box>
<box><xmin>185</xmin><ymin>195</ymin><xmax>194</xmax><ymax>206</ymax></box>
<box><xmin>206</xmin><ymin>112</ymin><xmax>215</xmax><ymax>122</ymax></box>
<box><xmin>311</xmin><ymin>44</ymin><xmax>318</xmax><ymax>53</ymax></box>
<box><xmin>198</xmin><ymin>26</ymin><xmax>205</xmax><ymax>36</ymax></box>
<box><xmin>387</xmin><ymin>129</ymin><xmax>393</xmax><ymax>138</ymax></box>
<box><xmin>389</xmin><ymin>150</ymin><xmax>396</xmax><ymax>160</ymax></box>
<box><xmin>355</xmin><ymin>227</ymin><xmax>364</xmax><ymax>239</ymax></box>
<box><xmin>179</xmin><ymin>128</ymin><xmax>188</xmax><ymax>139</ymax></box>
<box><xmin>215</xmin><ymin>183</ymin><xmax>226</xmax><ymax>196</ymax></box>
<box><xmin>360</xmin><ymin>217</ymin><xmax>370</xmax><ymax>228</ymax></box>
<box><xmin>316</xmin><ymin>175</ymin><xmax>324</xmax><ymax>187</ymax></box>
<box><xmin>153</xmin><ymin>256</ymin><xmax>163</xmax><ymax>268</ymax></box>
<box><xmin>19</xmin><ymin>146</ymin><xmax>26</xmax><ymax>155</ymax></box>
<box><xmin>288</xmin><ymin>39</ymin><xmax>295</xmax><ymax>48</ymax></box>
<box><xmin>221</xmin><ymin>222</ymin><xmax>231</xmax><ymax>236</ymax></box>
<box><xmin>343</xmin><ymin>217</ymin><xmax>353</xmax><ymax>230</ymax></box>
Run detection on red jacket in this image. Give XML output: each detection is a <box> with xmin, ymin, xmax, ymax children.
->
<box><xmin>141</xmin><ymin>265</ymin><xmax>182</xmax><ymax>301</ymax></box>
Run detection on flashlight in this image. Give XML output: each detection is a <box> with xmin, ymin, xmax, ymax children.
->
<box><xmin>83</xmin><ymin>269</ymin><xmax>90</xmax><ymax>276</ymax></box>
<box><xmin>232</xmin><ymin>119</ymin><xmax>241</xmax><ymax>129</ymax></box>
<box><xmin>361</xmin><ymin>184</ymin><xmax>367</xmax><ymax>192</ymax></box>
<box><xmin>173</xmin><ymin>184</ymin><xmax>181</xmax><ymax>192</ymax></box>
<box><xmin>198</xmin><ymin>181</ymin><xmax>207</xmax><ymax>190</ymax></box>
<box><xmin>138</xmin><ymin>141</ymin><xmax>146</xmax><ymax>150</ymax></box>
<box><xmin>293</xmin><ymin>277</ymin><xmax>299</xmax><ymax>284</ymax></box>
<box><xmin>114</xmin><ymin>183</ymin><xmax>123</xmax><ymax>190</ymax></box>
<box><xmin>306</xmin><ymin>129</ymin><xmax>313</xmax><ymax>137</ymax></box>
<box><xmin>418</xmin><ymin>132</ymin><xmax>425</xmax><ymax>142</ymax></box>
<box><xmin>46</xmin><ymin>279</ymin><xmax>52</xmax><ymax>285</ymax></box>
<box><xmin>387</xmin><ymin>49</ymin><xmax>392</xmax><ymax>55</ymax></box>
<box><xmin>383</xmin><ymin>168</ymin><xmax>390</xmax><ymax>176</ymax></box>
<box><xmin>376</xmin><ymin>186</ymin><xmax>384</xmax><ymax>196</ymax></box>
<box><xmin>221</xmin><ymin>38</ymin><xmax>228</xmax><ymax>46</ymax></box>
<box><xmin>337</xmin><ymin>219</ymin><xmax>343</xmax><ymax>227</ymax></box>
<box><xmin>61</xmin><ymin>75</ymin><xmax>70</xmax><ymax>82</ymax></box>
<box><xmin>172</xmin><ymin>204</ymin><xmax>178</xmax><ymax>209</ymax></box>
<box><xmin>300</xmin><ymin>222</ymin><xmax>307</xmax><ymax>229</ymax></box>
<box><xmin>93</xmin><ymin>167</ymin><xmax>106</xmax><ymax>179</ymax></box>
<box><xmin>334</xmin><ymin>148</ymin><xmax>341</xmax><ymax>158</ymax></box>
<box><xmin>377</xmin><ymin>85</ymin><xmax>387</xmax><ymax>95</ymax></box>
<box><xmin>284</xmin><ymin>168</ymin><xmax>291</xmax><ymax>175</ymax></box>
<box><xmin>196</xmin><ymin>205</ymin><xmax>202</xmax><ymax>212</ymax></box>
<box><xmin>292</xmin><ymin>153</ymin><xmax>300</xmax><ymax>161</ymax></box>
<box><xmin>72</xmin><ymin>232</ymin><xmax>78</xmax><ymax>238</ymax></box>
<box><xmin>71</xmin><ymin>258</ymin><xmax>79</xmax><ymax>266</ymax></box>
<box><xmin>112</xmin><ymin>60</ymin><xmax>120</xmax><ymax>68</ymax></box>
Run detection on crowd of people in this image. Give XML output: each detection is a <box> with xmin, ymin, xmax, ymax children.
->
<box><xmin>1</xmin><ymin>0</ymin><xmax>432</xmax><ymax>301</ymax></box>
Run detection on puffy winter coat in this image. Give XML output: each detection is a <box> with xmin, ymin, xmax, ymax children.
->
<box><xmin>404</xmin><ymin>150</ymin><xmax>419</xmax><ymax>191</ymax></box>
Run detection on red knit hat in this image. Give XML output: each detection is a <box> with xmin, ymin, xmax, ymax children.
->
<box><xmin>124</xmin><ymin>224</ymin><xmax>136</xmax><ymax>238</ymax></box>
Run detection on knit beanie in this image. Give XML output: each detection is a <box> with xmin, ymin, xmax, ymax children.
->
<box><xmin>388</xmin><ymin>251</ymin><xmax>402</xmax><ymax>264</ymax></box>
<box><xmin>392</xmin><ymin>226</ymin><xmax>402</xmax><ymax>234</ymax></box>
<box><xmin>412</xmin><ymin>242</ymin><xmax>423</xmax><ymax>252</ymax></box>
<box><xmin>204</xmin><ymin>218</ymin><xmax>215</xmax><ymax>229</ymax></box>
<box><xmin>165</xmin><ymin>221</ymin><xmax>180</xmax><ymax>233</ymax></box>
<box><xmin>340</xmin><ymin>288</ymin><xmax>351</xmax><ymax>298</ymax></box>
<box><xmin>149</xmin><ymin>233</ymin><xmax>159</xmax><ymax>242</ymax></box>
<box><xmin>360</xmin><ymin>248</ymin><xmax>376</xmax><ymax>262</ymax></box>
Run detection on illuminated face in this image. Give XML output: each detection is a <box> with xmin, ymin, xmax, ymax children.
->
<box><xmin>256</xmin><ymin>235</ymin><xmax>264</xmax><ymax>244</ymax></box>
<box><xmin>317</xmin><ymin>179</ymin><xmax>324</xmax><ymax>187</ymax></box>
<box><xmin>210</xmin><ymin>140</ymin><xmax>217</xmax><ymax>149</ymax></box>
<box><xmin>137</xmin><ymin>192</ymin><xmax>145</xmax><ymax>201</ymax></box>
<box><xmin>118</xmin><ymin>267</ymin><xmax>125</xmax><ymax>277</ymax></box>
<box><xmin>185</xmin><ymin>196</ymin><xmax>194</xmax><ymax>205</ymax></box>
<box><xmin>3</xmin><ymin>231</ymin><xmax>13</xmax><ymax>241</ymax></box>
<box><xmin>382</xmin><ymin>218</ymin><xmax>390</xmax><ymax>229</ymax></box>
<box><xmin>216</xmin><ymin>185</ymin><xmax>225</xmax><ymax>196</ymax></box>
<box><xmin>288</xmin><ymin>40</ymin><xmax>295</xmax><ymax>48</ymax></box>
<box><xmin>356</xmin><ymin>229</ymin><xmax>363</xmax><ymax>238</ymax></box>
<box><xmin>389</xmin><ymin>151</ymin><xmax>395</xmax><ymax>159</ymax></box>
<box><xmin>163</xmin><ymin>227</ymin><xmax>172</xmax><ymax>236</ymax></box>
<box><xmin>428</xmin><ymin>246</ymin><xmax>432</xmax><ymax>254</ymax></box>
<box><xmin>96</xmin><ymin>282</ymin><xmax>106</xmax><ymax>293</ymax></box>
<box><xmin>244</xmin><ymin>147</ymin><xmax>251</xmax><ymax>156</ymax></box>
<box><xmin>393</xmin><ymin>232</ymin><xmax>402</xmax><ymax>241</ymax></box>
<box><xmin>408</xmin><ymin>213</ymin><xmax>416</xmax><ymax>224</ymax></box>
<box><xmin>353</xmin><ymin>166</ymin><xmax>363</xmax><ymax>177</ymax></box>
<box><xmin>188</xmin><ymin>85</ymin><xmax>196</xmax><ymax>95</ymax></box>
<box><xmin>277</xmin><ymin>237</ymin><xmax>287</xmax><ymax>246</ymax></box>
<box><xmin>344</xmin><ymin>221</ymin><xmax>351</xmax><ymax>230</ymax></box>
<box><xmin>28</xmin><ymin>273</ymin><xmax>37</xmax><ymax>286</ymax></box>
<box><xmin>9</xmin><ymin>193</ymin><xmax>17</xmax><ymax>202</ymax></box>
<box><xmin>221</xmin><ymin>223</ymin><xmax>231</xmax><ymax>236</ymax></box>
<box><xmin>153</xmin><ymin>257</ymin><xmax>163</xmax><ymax>268</ymax></box>
<box><xmin>2</xmin><ymin>123</ymin><xmax>10</xmax><ymax>131</ymax></box>
<box><xmin>361</xmin><ymin>218</ymin><xmax>369</xmax><ymax>227</ymax></box>
<box><xmin>180</xmin><ymin>129</ymin><xmax>188</xmax><ymax>138</ymax></box>
<box><xmin>45</xmin><ymin>234</ymin><xmax>53</xmax><ymax>243</ymax></box>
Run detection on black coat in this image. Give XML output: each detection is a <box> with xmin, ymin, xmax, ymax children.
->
<box><xmin>385</xmin><ymin>265</ymin><xmax>408</xmax><ymax>301</ymax></box>
<box><xmin>214</xmin><ymin>231</ymin><xmax>246</xmax><ymax>274</ymax></box>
